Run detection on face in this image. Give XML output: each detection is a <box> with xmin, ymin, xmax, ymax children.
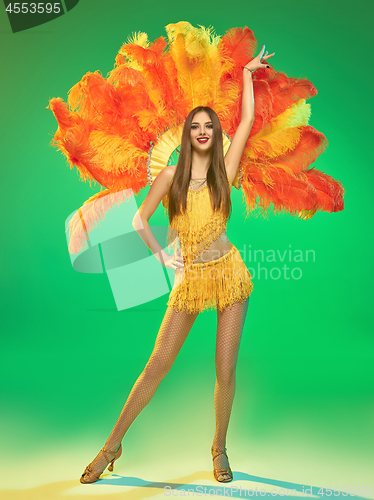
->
<box><xmin>190</xmin><ymin>110</ymin><xmax>213</xmax><ymax>152</ymax></box>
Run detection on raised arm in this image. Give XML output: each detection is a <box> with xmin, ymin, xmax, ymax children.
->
<box><xmin>224</xmin><ymin>45</ymin><xmax>275</xmax><ymax>184</ymax></box>
<box><xmin>132</xmin><ymin>165</ymin><xmax>184</xmax><ymax>270</ymax></box>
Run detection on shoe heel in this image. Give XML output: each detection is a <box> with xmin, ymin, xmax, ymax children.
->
<box><xmin>107</xmin><ymin>443</ymin><xmax>122</xmax><ymax>472</ymax></box>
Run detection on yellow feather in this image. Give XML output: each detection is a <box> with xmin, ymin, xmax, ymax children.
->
<box><xmin>126</xmin><ymin>31</ymin><xmax>149</xmax><ymax>47</ymax></box>
<box><xmin>166</xmin><ymin>21</ymin><xmax>226</xmax><ymax>108</ymax></box>
<box><xmin>89</xmin><ymin>131</ymin><xmax>147</xmax><ymax>173</ymax></box>
<box><xmin>272</xmin><ymin>99</ymin><xmax>311</xmax><ymax>130</ymax></box>
<box><xmin>245</xmin><ymin>100</ymin><xmax>311</xmax><ymax>159</ymax></box>
<box><xmin>253</xmin><ymin>99</ymin><xmax>310</xmax><ymax>141</ymax></box>
<box><xmin>245</xmin><ymin>127</ymin><xmax>302</xmax><ymax>160</ymax></box>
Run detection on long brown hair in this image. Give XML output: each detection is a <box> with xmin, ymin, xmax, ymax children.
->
<box><xmin>168</xmin><ymin>106</ymin><xmax>231</xmax><ymax>224</ymax></box>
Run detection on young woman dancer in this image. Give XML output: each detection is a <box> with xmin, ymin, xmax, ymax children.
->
<box><xmin>80</xmin><ymin>45</ymin><xmax>275</xmax><ymax>485</ymax></box>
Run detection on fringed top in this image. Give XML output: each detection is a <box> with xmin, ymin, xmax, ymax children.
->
<box><xmin>163</xmin><ymin>173</ymin><xmax>234</xmax><ymax>264</ymax></box>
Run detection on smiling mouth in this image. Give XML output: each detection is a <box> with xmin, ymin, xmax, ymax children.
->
<box><xmin>197</xmin><ymin>137</ymin><xmax>209</xmax><ymax>143</ymax></box>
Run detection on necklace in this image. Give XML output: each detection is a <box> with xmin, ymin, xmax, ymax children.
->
<box><xmin>189</xmin><ymin>178</ymin><xmax>207</xmax><ymax>192</ymax></box>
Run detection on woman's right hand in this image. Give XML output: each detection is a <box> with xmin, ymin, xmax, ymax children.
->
<box><xmin>161</xmin><ymin>248</ymin><xmax>185</xmax><ymax>270</ymax></box>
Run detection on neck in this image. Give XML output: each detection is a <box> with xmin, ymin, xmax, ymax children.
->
<box><xmin>191</xmin><ymin>149</ymin><xmax>211</xmax><ymax>177</ymax></box>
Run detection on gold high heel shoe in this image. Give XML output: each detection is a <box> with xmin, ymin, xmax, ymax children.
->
<box><xmin>80</xmin><ymin>443</ymin><xmax>122</xmax><ymax>484</ymax></box>
<box><xmin>211</xmin><ymin>446</ymin><xmax>233</xmax><ymax>483</ymax></box>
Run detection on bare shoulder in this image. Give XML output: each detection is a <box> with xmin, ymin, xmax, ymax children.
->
<box><xmin>138</xmin><ymin>165</ymin><xmax>177</xmax><ymax>221</ymax></box>
<box><xmin>145</xmin><ymin>165</ymin><xmax>176</xmax><ymax>206</ymax></box>
<box><xmin>155</xmin><ymin>165</ymin><xmax>176</xmax><ymax>189</ymax></box>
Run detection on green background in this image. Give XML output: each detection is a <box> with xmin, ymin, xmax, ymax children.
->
<box><xmin>0</xmin><ymin>0</ymin><xmax>373</xmax><ymax>498</ymax></box>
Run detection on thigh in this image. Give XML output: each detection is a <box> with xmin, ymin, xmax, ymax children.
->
<box><xmin>215</xmin><ymin>298</ymin><xmax>250</xmax><ymax>368</ymax></box>
<box><xmin>148</xmin><ymin>306</ymin><xmax>199</xmax><ymax>363</ymax></box>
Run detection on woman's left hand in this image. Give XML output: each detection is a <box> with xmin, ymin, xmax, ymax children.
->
<box><xmin>244</xmin><ymin>45</ymin><xmax>275</xmax><ymax>73</ymax></box>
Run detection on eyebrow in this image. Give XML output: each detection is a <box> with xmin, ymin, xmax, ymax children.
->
<box><xmin>191</xmin><ymin>121</ymin><xmax>213</xmax><ymax>125</ymax></box>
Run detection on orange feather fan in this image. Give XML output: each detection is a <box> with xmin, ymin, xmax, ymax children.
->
<box><xmin>47</xmin><ymin>21</ymin><xmax>345</xmax><ymax>254</ymax></box>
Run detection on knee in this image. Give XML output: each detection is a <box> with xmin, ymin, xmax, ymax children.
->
<box><xmin>143</xmin><ymin>357</ymin><xmax>171</xmax><ymax>381</ymax></box>
<box><xmin>216</xmin><ymin>365</ymin><xmax>236</xmax><ymax>386</ymax></box>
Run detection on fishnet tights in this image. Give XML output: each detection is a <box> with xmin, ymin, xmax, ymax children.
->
<box><xmin>212</xmin><ymin>297</ymin><xmax>249</xmax><ymax>480</ymax></box>
<box><xmin>85</xmin><ymin>306</ymin><xmax>198</xmax><ymax>475</ymax></box>
<box><xmin>84</xmin><ymin>298</ymin><xmax>249</xmax><ymax>480</ymax></box>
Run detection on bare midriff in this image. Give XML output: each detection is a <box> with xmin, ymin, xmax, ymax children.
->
<box><xmin>192</xmin><ymin>230</ymin><xmax>233</xmax><ymax>263</ymax></box>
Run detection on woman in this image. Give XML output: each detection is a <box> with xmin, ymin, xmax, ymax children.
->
<box><xmin>80</xmin><ymin>45</ymin><xmax>275</xmax><ymax>485</ymax></box>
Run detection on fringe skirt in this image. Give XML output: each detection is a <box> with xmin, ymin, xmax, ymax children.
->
<box><xmin>167</xmin><ymin>245</ymin><xmax>253</xmax><ymax>314</ymax></box>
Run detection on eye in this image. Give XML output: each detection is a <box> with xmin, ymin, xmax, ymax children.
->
<box><xmin>191</xmin><ymin>125</ymin><xmax>198</xmax><ymax>129</ymax></box>
<box><xmin>206</xmin><ymin>124</ymin><xmax>213</xmax><ymax>129</ymax></box>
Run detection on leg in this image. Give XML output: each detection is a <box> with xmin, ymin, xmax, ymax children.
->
<box><xmin>211</xmin><ymin>297</ymin><xmax>249</xmax><ymax>481</ymax></box>
<box><xmin>81</xmin><ymin>305</ymin><xmax>199</xmax><ymax>480</ymax></box>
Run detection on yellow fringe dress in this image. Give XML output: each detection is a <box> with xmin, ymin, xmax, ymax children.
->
<box><xmin>163</xmin><ymin>174</ymin><xmax>253</xmax><ymax>314</ymax></box>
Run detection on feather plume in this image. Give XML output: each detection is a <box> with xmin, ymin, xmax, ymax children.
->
<box><xmin>219</xmin><ymin>27</ymin><xmax>257</xmax><ymax>69</ymax></box>
<box><xmin>66</xmin><ymin>189</ymin><xmax>134</xmax><ymax>254</ymax></box>
<box><xmin>126</xmin><ymin>31</ymin><xmax>149</xmax><ymax>47</ymax></box>
<box><xmin>48</xmin><ymin>21</ymin><xmax>345</xmax><ymax>254</ymax></box>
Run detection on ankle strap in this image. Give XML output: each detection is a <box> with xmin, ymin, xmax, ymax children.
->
<box><xmin>101</xmin><ymin>445</ymin><xmax>120</xmax><ymax>459</ymax></box>
<box><xmin>211</xmin><ymin>446</ymin><xmax>228</xmax><ymax>461</ymax></box>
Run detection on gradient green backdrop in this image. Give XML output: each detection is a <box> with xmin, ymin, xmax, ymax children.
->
<box><xmin>1</xmin><ymin>0</ymin><xmax>373</xmax><ymax>498</ymax></box>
